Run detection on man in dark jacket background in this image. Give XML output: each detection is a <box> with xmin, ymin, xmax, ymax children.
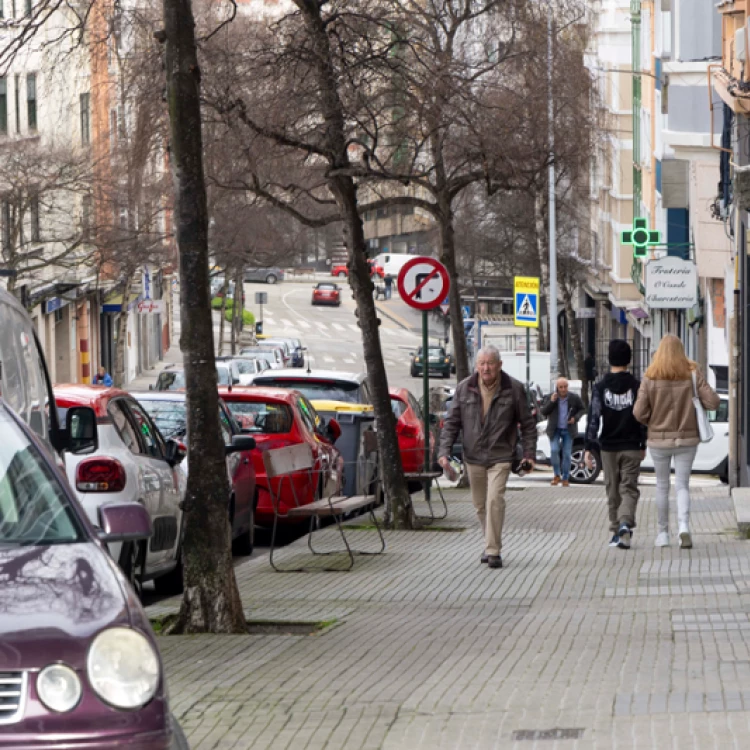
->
<box><xmin>584</xmin><ymin>339</ymin><xmax>646</xmax><ymax>550</ymax></box>
<box><xmin>541</xmin><ymin>378</ymin><xmax>585</xmax><ymax>487</ymax></box>
<box><xmin>438</xmin><ymin>345</ymin><xmax>537</xmax><ymax>569</ymax></box>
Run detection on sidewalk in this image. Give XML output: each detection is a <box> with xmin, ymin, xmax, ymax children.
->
<box><xmin>148</xmin><ymin>482</ymin><xmax>750</xmax><ymax>749</ymax></box>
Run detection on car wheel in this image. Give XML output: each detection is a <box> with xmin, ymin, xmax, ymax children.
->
<box><xmin>569</xmin><ymin>444</ymin><xmax>600</xmax><ymax>484</ymax></box>
<box><xmin>410</xmin><ymin>366</ymin><xmax>418</xmax><ymax>377</ymax></box>
<box><xmin>718</xmin><ymin>458</ymin><xmax>729</xmax><ymax>484</ymax></box>
<box><xmin>266</xmin><ymin>274</ymin><xmax>277</xmax><ymax>284</ymax></box>
<box><xmin>337</xmin><ymin>271</ymin><xmax>347</xmax><ymax>278</ymax></box>
<box><xmin>170</xmin><ymin>716</ymin><xmax>190</xmax><ymax>750</ymax></box>
<box><xmin>153</xmin><ymin>554</ymin><xmax>184</xmax><ymax>596</ymax></box>
<box><xmin>119</xmin><ymin>541</ymin><xmax>145</xmax><ymax>599</ymax></box>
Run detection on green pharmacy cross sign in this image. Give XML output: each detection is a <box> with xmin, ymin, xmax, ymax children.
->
<box><xmin>621</xmin><ymin>217</ymin><xmax>661</xmax><ymax>258</ymax></box>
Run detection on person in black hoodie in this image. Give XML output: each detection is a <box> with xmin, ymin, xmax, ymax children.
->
<box><xmin>584</xmin><ymin>339</ymin><xmax>647</xmax><ymax>550</ymax></box>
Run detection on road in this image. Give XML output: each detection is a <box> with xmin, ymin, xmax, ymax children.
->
<box><xmin>246</xmin><ymin>278</ymin><xmax>456</xmax><ymax>391</ymax></box>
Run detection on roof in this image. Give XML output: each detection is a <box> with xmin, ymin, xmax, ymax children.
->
<box><xmin>53</xmin><ymin>384</ymin><xmax>129</xmax><ymax>418</ymax></box>
<box><xmin>252</xmin><ymin>369</ymin><xmax>366</xmax><ymax>385</ymax></box>
<box><xmin>218</xmin><ymin>386</ymin><xmax>298</xmax><ymax>403</ymax></box>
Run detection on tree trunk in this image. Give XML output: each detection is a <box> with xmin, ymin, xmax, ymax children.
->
<box><xmin>562</xmin><ymin>283</ymin><xmax>588</xmax><ymax>407</ymax></box>
<box><xmin>161</xmin><ymin>0</ymin><xmax>245</xmax><ymax>633</ymax></box>
<box><xmin>438</xmin><ymin>199</ymin><xmax>470</xmax><ymax>382</ymax></box>
<box><xmin>235</xmin><ymin>267</ymin><xmax>244</xmax><ymax>341</ymax></box>
<box><xmin>533</xmin><ymin>188</ymin><xmax>550</xmax><ymax>353</ymax></box>
<box><xmin>113</xmin><ymin>270</ymin><xmax>134</xmax><ymax>388</ymax></box>
<box><xmin>295</xmin><ymin>0</ymin><xmax>413</xmax><ymax>529</ymax></box>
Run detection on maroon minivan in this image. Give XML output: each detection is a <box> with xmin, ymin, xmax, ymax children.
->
<box><xmin>0</xmin><ymin>288</ymin><xmax>187</xmax><ymax>749</ymax></box>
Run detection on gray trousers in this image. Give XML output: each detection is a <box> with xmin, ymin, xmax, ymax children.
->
<box><xmin>601</xmin><ymin>450</ymin><xmax>642</xmax><ymax>532</ymax></box>
<box><xmin>650</xmin><ymin>445</ymin><xmax>698</xmax><ymax>533</ymax></box>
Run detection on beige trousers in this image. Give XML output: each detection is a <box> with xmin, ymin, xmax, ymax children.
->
<box><xmin>465</xmin><ymin>462</ymin><xmax>512</xmax><ymax>556</ymax></box>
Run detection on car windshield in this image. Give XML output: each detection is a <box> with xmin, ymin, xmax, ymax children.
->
<box><xmin>232</xmin><ymin>360</ymin><xmax>256</xmax><ymax>375</ymax></box>
<box><xmin>391</xmin><ymin>397</ymin><xmax>407</xmax><ymax>418</ymax></box>
<box><xmin>317</xmin><ymin>284</ymin><xmax>336</xmax><ymax>291</ymax></box>
<box><xmin>138</xmin><ymin>399</ymin><xmax>187</xmax><ymax>439</ymax></box>
<box><xmin>216</xmin><ymin>366</ymin><xmax>232</xmax><ymax>385</ymax></box>
<box><xmin>155</xmin><ymin>371</ymin><xmax>185</xmax><ymax>391</ymax></box>
<box><xmin>224</xmin><ymin>401</ymin><xmax>293</xmax><ymax>433</ymax></box>
<box><xmin>426</xmin><ymin>348</ymin><xmax>445</xmax><ymax>357</ymax></box>
<box><xmin>255</xmin><ymin>378</ymin><xmax>362</xmax><ymax>403</ymax></box>
<box><xmin>0</xmin><ymin>407</ymin><xmax>84</xmax><ymax>545</ymax></box>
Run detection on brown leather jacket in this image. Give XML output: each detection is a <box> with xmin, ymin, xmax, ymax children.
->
<box><xmin>633</xmin><ymin>368</ymin><xmax>720</xmax><ymax>448</ymax></box>
<box><xmin>438</xmin><ymin>371</ymin><xmax>537</xmax><ymax>466</ymax></box>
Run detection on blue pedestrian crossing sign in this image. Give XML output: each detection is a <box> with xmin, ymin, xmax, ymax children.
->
<box><xmin>514</xmin><ymin>276</ymin><xmax>539</xmax><ymax>328</ymax></box>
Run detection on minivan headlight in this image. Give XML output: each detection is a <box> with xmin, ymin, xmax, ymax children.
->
<box><xmin>37</xmin><ymin>664</ymin><xmax>82</xmax><ymax>713</ymax></box>
<box><xmin>87</xmin><ymin>628</ymin><xmax>160</xmax><ymax>710</ymax></box>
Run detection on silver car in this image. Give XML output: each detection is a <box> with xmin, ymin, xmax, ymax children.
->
<box><xmin>244</xmin><ymin>267</ymin><xmax>285</xmax><ymax>284</ymax></box>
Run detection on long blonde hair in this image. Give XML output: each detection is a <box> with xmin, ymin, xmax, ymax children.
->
<box><xmin>644</xmin><ymin>334</ymin><xmax>695</xmax><ymax>381</ymax></box>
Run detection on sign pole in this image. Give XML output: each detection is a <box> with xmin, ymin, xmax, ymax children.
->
<box><xmin>422</xmin><ymin>310</ymin><xmax>431</xmax><ymax>504</ymax></box>
<box><xmin>526</xmin><ymin>327</ymin><xmax>530</xmax><ymax>397</ymax></box>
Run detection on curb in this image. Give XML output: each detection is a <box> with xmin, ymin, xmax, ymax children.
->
<box><xmin>375</xmin><ymin>302</ymin><xmax>415</xmax><ymax>332</ymax></box>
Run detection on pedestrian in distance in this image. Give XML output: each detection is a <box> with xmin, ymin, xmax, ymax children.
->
<box><xmin>384</xmin><ymin>273</ymin><xmax>393</xmax><ymax>300</ymax></box>
<box><xmin>92</xmin><ymin>366</ymin><xmax>113</xmax><ymax>386</ymax></box>
<box><xmin>584</xmin><ymin>340</ymin><xmax>647</xmax><ymax>550</ymax></box>
<box><xmin>438</xmin><ymin>345</ymin><xmax>537</xmax><ymax>569</ymax></box>
<box><xmin>633</xmin><ymin>334</ymin><xmax>720</xmax><ymax>549</ymax></box>
<box><xmin>541</xmin><ymin>377</ymin><xmax>585</xmax><ymax>487</ymax></box>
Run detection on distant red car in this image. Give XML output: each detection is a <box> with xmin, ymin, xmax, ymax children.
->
<box><xmin>312</xmin><ymin>282</ymin><xmax>342</xmax><ymax>306</ymax></box>
<box><xmin>331</xmin><ymin>260</ymin><xmax>384</xmax><ymax>278</ymax></box>
<box><xmin>390</xmin><ymin>387</ymin><xmax>435</xmax><ymax>476</ymax></box>
<box><xmin>219</xmin><ymin>386</ymin><xmax>344</xmax><ymax>525</ymax></box>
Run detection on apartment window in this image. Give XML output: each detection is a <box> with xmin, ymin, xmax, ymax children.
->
<box><xmin>80</xmin><ymin>92</ymin><xmax>90</xmax><ymax>145</ymax></box>
<box><xmin>376</xmin><ymin>207</ymin><xmax>388</xmax><ymax>218</ymax></box>
<box><xmin>1</xmin><ymin>201</ymin><xmax>11</xmax><ymax>253</ymax></box>
<box><xmin>26</xmin><ymin>73</ymin><xmax>36</xmax><ymax>132</ymax></box>
<box><xmin>0</xmin><ymin>78</ymin><xmax>6</xmax><ymax>134</ymax></box>
<box><xmin>14</xmin><ymin>75</ymin><xmax>20</xmax><ymax>132</ymax></box>
<box><xmin>30</xmin><ymin>194</ymin><xmax>40</xmax><ymax>242</ymax></box>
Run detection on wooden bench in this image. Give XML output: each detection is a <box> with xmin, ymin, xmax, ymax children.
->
<box><xmin>263</xmin><ymin>443</ymin><xmax>385</xmax><ymax>572</ymax></box>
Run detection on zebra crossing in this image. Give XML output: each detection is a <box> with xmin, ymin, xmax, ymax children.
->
<box><xmin>263</xmin><ymin>317</ymin><xmax>420</xmax><ymax>342</ymax></box>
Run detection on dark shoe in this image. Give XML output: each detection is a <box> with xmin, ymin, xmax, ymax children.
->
<box><xmin>617</xmin><ymin>523</ymin><xmax>632</xmax><ymax>549</ymax></box>
<box><xmin>608</xmin><ymin>534</ymin><xmax>620</xmax><ymax>548</ymax></box>
<box><xmin>480</xmin><ymin>554</ymin><xmax>489</xmax><ymax>564</ymax></box>
<box><xmin>487</xmin><ymin>555</ymin><xmax>503</xmax><ymax>569</ymax></box>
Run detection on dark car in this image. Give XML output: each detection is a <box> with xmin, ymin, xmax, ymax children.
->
<box><xmin>410</xmin><ymin>345</ymin><xmax>452</xmax><ymax>379</ymax></box>
<box><xmin>0</xmin><ymin>400</ymin><xmax>188</xmax><ymax>749</ymax></box>
<box><xmin>244</xmin><ymin>266</ymin><xmax>284</xmax><ymax>284</ymax></box>
<box><xmin>134</xmin><ymin>391</ymin><xmax>257</xmax><ymax>555</ymax></box>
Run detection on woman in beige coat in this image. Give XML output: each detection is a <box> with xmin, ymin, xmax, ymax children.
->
<box><xmin>633</xmin><ymin>335</ymin><xmax>720</xmax><ymax>548</ymax></box>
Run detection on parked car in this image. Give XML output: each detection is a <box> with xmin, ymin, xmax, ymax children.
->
<box><xmin>390</xmin><ymin>387</ymin><xmax>436</xmax><ymax>482</ymax></box>
<box><xmin>0</xmin><ymin>398</ymin><xmax>188</xmax><ymax>748</ymax></box>
<box><xmin>54</xmin><ymin>385</ymin><xmax>187</xmax><ymax>596</ymax></box>
<box><xmin>219</xmin><ymin>386</ymin><xmax>344</xmax><ymax>525</ymax></box>
<box><xmin>410</xmin><ymin>345</ymin><xmax>453</xmax><ymax>379</ymax></box>
<box><xmin>535</xmin><ymin>394</ymin><xmax>730</xmax><ymax>484</ymax></box>
<box><xmin>312</xmin><ymin>281</ymin><xmax>342</xmax><ymax>306</ymax></box>
<box><xmin>251</xmin><ymin>368</ymin><xmax>373</xmax><ymax>406</ymax></box>
<box><xmin>240</xmin><ymin>346</ymin><xmax>286</xmax><ymax>369</ymax></box>
<box><xmin>134</xmin><ymin>391</ymin><xmax>257</xmax><ymax>554</ymax></box>
<box><xmin>255</xmin><ymin>338</ymin><xmax>293</xmax><ymax>367</ymax></box>
<box><xmin>244</xmin><ymin>266</ymin><xmax>284</xmax><ymax>284</ymax></box>
<box><xmin>217</xmin><ymin>355</ymin><xmax>271</xmax><ymax>385</ymax></box>
<box><xmin>259</xmin><ymin>336</ymin><xmax>305</xmax><ymax>368</ymax></box>
<box><xmin>331</xmin><ymin>259</ymin><xmax>384</xmax><ymax>278</ymax></box>
<box><xmin>153</xmin><ymin>361</ymin><xmax>242</xmax><ymax>390</ymax></box>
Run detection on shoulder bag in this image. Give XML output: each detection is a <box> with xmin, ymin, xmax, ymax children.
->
<box><xmin>692</xmin><ymin>371</ymin><xmax>714</xmax><ymax>443</ymax></box>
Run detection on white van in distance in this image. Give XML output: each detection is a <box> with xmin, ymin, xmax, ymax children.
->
<box><xmin>372</xmin><ymin>252</ymin><xmax>421</xmax><ymax>278</ymax></box>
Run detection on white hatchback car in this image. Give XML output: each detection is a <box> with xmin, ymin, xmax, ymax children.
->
<box><xmin>54</xmin><ymin>384</ymin><xmax>187</xmax><ymax>595</ymax></box>
<box><xmin>536</xmin><ymin>395</ymin><xmax>729</xmax><ymax>484</ymax></box>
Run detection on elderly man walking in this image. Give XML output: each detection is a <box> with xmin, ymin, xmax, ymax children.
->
<box><xmin>438</xmin><ymin>346</ymin><xmax>537</xmax><ymax>569</ymax></box>
<box><xmin>541</xmin><ymin>378</ymin><xmax>585</xmax><ymax>487</ymax></box>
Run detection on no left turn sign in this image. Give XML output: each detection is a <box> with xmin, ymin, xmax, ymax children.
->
<box><xmin>397</xmin><ymin>257</ymin><xmax>451</xmax><ymax>311</ymax></box>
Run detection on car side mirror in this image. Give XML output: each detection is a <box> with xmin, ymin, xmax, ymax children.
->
<box><xmin>165</xmin><ymin>439</ymin><xmax>187</xmax><ymax>467</ymax></box>
<box><xmin>326</xmin><ymin>418</ymin><xmax>342</xmax><ymax>443</ymax></box>
<box><xmin>64</xmin><ymin>406</ymin><xmax>98</xmax><ymax>455</ymax></box>
<box><xmin>98</xmin><ymin>502</ymin><xmax>152</xmax><ymax>543</ymax></box>
<box><xmin>225</xmin><ymin>434</ymin><xmax>257</xmax><ymax>455</ymax></box>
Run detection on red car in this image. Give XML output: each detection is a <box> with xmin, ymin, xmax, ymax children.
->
<box><xmin>219</xmin><ymin>386</ymin><xmax>344</xmax><ymax>525</ymax></box>
<box><xmin>312</xmin><ymin>282</ymin><xmax>342</xmax><ymax>306</ymax></box>
<box><xmin>390</xmin><ymin>387</ymin><xmax>435</xmax><ymax>477</ymax></box>
<box><xmin>331</xmin><ymin>260</ymin><xmax>384</xmax><ymax>278</ymax></box>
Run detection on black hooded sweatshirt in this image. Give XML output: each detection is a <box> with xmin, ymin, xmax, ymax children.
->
<box><xmin>585</xmin><ymin>371</ymin><xmax>647</xmax><ymax>452</ymax></box>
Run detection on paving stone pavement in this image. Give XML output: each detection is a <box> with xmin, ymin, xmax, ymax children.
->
<box><xmin>148</xmin><ymin>483</ymin><xmax>750</xmax><ymax>749</ymax></box>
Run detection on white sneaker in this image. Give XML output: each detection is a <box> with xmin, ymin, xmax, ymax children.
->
<box><xmin>679</xmin><ymin>528</ymin><xmax>692</xmax><ymax>549</ymax></box>
<box><xmin>655</xmin><ymin>532</ymin><xmax>670</xmax><ymax>547</ymax></box>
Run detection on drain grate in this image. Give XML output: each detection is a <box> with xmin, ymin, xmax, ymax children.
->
<box><xmin>512</xmin><ymin>728</ymin><xmax>585</xmax><ymax>741</ymax></box>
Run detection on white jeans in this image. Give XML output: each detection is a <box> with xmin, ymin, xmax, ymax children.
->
<box><xmin>649</xmin><ymin>445</ymin><xmax>698</xmax><ymax>533</ymax></box>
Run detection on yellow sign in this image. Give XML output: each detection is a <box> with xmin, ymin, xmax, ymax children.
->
<box><xmin>514</xmin><ymin>276</ymin><xmax>539</xmax><ymax>328</ymax></box>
